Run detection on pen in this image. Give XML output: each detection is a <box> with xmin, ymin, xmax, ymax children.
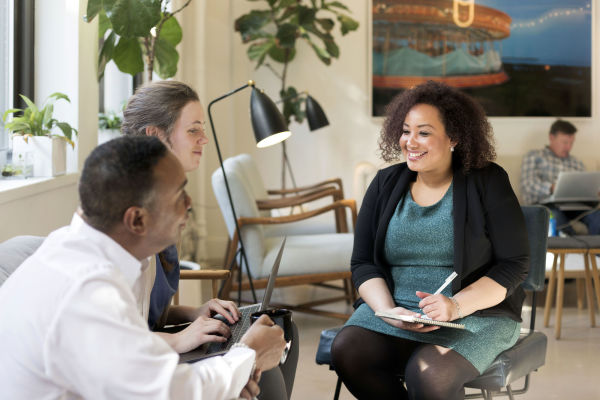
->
<box><xmin>433</xmin><ymin>271</ymin><xmax>458</xmax><ymax>295</ymax></box>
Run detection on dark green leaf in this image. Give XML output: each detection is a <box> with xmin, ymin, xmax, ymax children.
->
<box><xmin>56</xmin><ymin>122</ymin><xmax>78</xmax><ymax>141</ymax></box>
<box><xmin>268</xmin><ymin>45</ymin><xmax>295</xmax><ymax>64</ymax></box>
<box><xmin>280</xmin><ymin>86</ymin><xmax>305</xmax><ymax>125</ymax></box>
<box><xmin>98</xmin><ymin>31</ymin><xmax>117</xmax><ymax>81</ymax></box>
<box><xmin>323</xmin><ymin>37</ymin><xmax>339</xmax><ymax>58</ymax></box>
<box><xmin>316</xmin><ymin>18</ymin><xmax>334</xmax><ymax>32</ymax></box>
<box><xmin>266</xmin><ymin>0</ymin><xmax>277</xmax><ymax>6</ymax></box>
<box><xmin>276</xmin><ymin>23</ymin><xmax>297</xmax><ymax>48</ymax></box>
<box><xmin>235</xmin><ymin>10</ymin><xmax>272</xmax><ymax>42</ymax></box>
<box><xmin>338</xmin><ymin>14</ymin><xmax>359</xmax><ymax>35</ymax></box>
<box><xmin>83</xmin><ymin>0</ymin><xmax>103</xmax><ymax>22</ymax></box>
<box><xmin>277</xmin><ymin>5</ymin><xmax>299</xmax><ymax>23</ymax></box>
<box><xmin>113</xmin><ymin>37</ymin><xmax>144</xmax><ymax>76</ymax></box>
<box><xmin>108</xmin><ymin>0</ymin><xmax>161</xmax><ymax>38</ymax></box>
<box><xmin>158</xmin><ymin>15</ymin><xmax>182</xmax><ymax>46</ymax></box>
<box><xmin>306</xmin><ymin>38</ymin><xmax>330</xmax><ymax>65</ymax></box>
<box><xmin>297</xmin><ymin>6</ymin><xmax>316</xmax><ymax>26</ymax></box>
<box><xmin>98</xmin><ymin>10</ymin><xmax>112</xmax><ymax>38</ymax></box>
<box><xmin>276</xmin><ymin>0</ymin><xmax>297</xmax><ymax>8</ymax></box>
<box><xmin>325</xmin><ymin>1</ymin><xmax>350</xmax><ymax>11</ymax></box>
<box><xmin>153</xmin><ymin>37</ymin><xmax>179</xmax><ymax>79</ymax></box>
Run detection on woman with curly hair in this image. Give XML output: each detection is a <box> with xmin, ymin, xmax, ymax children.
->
<box><xmin>331</xmin><ymin>81</ymin><xmax>529</xmax><ymax>399</ymax></box>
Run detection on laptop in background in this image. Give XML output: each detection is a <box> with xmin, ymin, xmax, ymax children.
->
<box><xmin>540</xmin><ymin>171</ymin><xmax>600</xmax><ymax>210</ymax></box>
<box><xmin>179</xmin><ymin>238</ymin><xmax>286</xmax><ymax>363</ymax></box>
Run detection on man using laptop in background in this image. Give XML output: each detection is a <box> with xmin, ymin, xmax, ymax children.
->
<box><xmin>521</xmin><ymin>119</ymin><xmax>600</xmax><ymax>235</ymax></box>
<box><xmin>0</xmin><ymin>136</ymin><xmax>285</xmax><ymax>399</ymax></box>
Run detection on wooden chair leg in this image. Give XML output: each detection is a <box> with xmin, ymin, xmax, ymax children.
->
<box><xmin>575</xmin><ymin>278</ymin><xmax>585</xmax><ymax>310</ymax></box>
<box><xmin>555</xmin><ymin>254</ymin><xmax>566</xmax><ymax>339</ymax></box>
<box><xmin>583</xmin><ymin>253</ymin><xmax>596</xmax><ymax>327</ymax></box>
<box><xmin>589</xmin><ymin>252</ymin><xmax>600</xmax><ymax>311</ymax></box>
<box><xmin>544</xmin><ymin>253</ymin><xmax>558</xmax><ymax>327</ymax></box>
<box><xmin>173</xmin><ymin>290</ymin><xmax>179</xmax><ymax>305</ymax></box>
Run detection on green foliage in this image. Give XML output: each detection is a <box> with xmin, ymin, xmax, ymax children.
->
<box><xmin>98</xmin><ymin>110</ymin><xmax>123</xmax><ymax>130</ymax></box>
<box><xmin>84</xmin><ymin>0</ymin><xmax>191</xmax><ymax>81</ymax></box>
<box><xmin>234</xmin><ymin>0</ymin><xmax>359</xmax><ymax>125</ymax></box>
<box><xmin>2</xmin><ymin>93</ymin><xmax>78</xmax><ymax>148</ymax></box>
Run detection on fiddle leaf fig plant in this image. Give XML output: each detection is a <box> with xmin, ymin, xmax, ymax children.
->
<box><xmin>2</xmin><ymin>93</ymin><xmax>78</xmax><ymax>148</ymax></box>
<box><xmin>235</xmin><ymin>0</ymin><xmax>359</xmax><ymax>125</ymax></box>
<box><xmin>84</xmin><ymin>0</ymin><xmax>192</xmax><ymax>81</ymax></box>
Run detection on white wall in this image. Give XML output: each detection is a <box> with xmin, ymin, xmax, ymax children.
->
<box><xmin>176</xmin><ymin>0</ymin><xmax>600</xmax><ymax>261</ymax></box>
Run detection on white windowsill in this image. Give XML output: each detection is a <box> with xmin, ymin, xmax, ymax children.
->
<box><xmin>0</xmin><ymin>173</ymin><xmax>79</xmax><ymax>205</ymax></box>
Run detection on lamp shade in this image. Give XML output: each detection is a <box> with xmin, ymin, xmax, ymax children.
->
<box><xmin>305</xmin><ymin>95</ymin><xmax>329</xmax><ymax>131</ymax></box>
<box><xmin>250</xmin><ymin>88</ymin><xmax>291</xmax><ymax>148</ymax></box>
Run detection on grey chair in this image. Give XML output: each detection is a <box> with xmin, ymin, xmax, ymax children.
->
<box><xmin>0</xmin><ymin>236</ymin><xmax>45</xmax><ymax>286</ymax></box>
<box><xmin>315</xmin><ymin>205</ymin><xmax>549</xmax><ymax>400</ymax></box>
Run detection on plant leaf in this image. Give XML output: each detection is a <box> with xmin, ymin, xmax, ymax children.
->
<box><xmin>158</xmin><ymin>14</ymin><xmax>182</xmax><ymax>46</ymax></box>
<box><xmin>306</xmin><ymin>37</ymin><xmax>331</xmax><ymax>65</ymax></box>
<box><xmin>83</xmin><ymin>0</ymin><xmax>103</xmax><ymax>22</ymax></box>
<box><xmin>98</xmin><ymin>31</ymin><xmax>117</xmax><ymax>81</ymax></box>
<box><xmin>276</xmin><ymin>23</ymin><xmax>297</xmax><ymax>48</ymax></box>
<box><xmin>316</xmin><ymin>18</ymin><xmax>334</xmax><ymax>32</ymax></box>
<box><xmin>153</xmin><ymin>37</ymin><xmax>179</xmax><ymax>79</ymax></box>
<box><xmin>47</xmin><ymin>92</ymin><xmax>71</xmax><ymax>103</ymax></box>
<box><xmin>98</xmin><ymin>9</ymin><xmax>112</xmax><ymax>38</ymax></box>
<box><xmin>338</xmin><ymin>14</ymin><xmax>359</xmax><ymax>35</ymax></box>
<box><xmin>19</xmin><ymin>94</ymin><xmax>38</xmax><ymax>115</ymax></box>
<box><xmin>2</xmin><ymin>108</ymin><xmax>22</xmax><ymax>122</ymax></box>
<box><xmin>113</xmin><ymin>36</ymin><xmax>144</xmax><ymax>76</ymax></box>
<box><xmin>108</xmin><ymin>0</ymin><xmax>161</xmax><ymax>38</ymax></box>
<box><xmin>42</xmin><ymin>104</ymin><xmax>53</xmax><ymax>127</ymax></box>
<box><xmin>56</xmin><ymin>121</ymin><xmax>78</xmax><ymax>142</ymax></box>
<box><xmin>268</xmin><ymin>45</ymin><xmax>296</xmax><ymax>64</ymax></box>
<box><xmin>323</xmin><ymin>36</ymin><xmax>339</xmax><ymax>58</ymax></box>
<box><xmin>277</xmin><ymin>0</ymin><xmax>297</xmax><ymax>8</ymax></box>
<box><xmin>247</xmin><ymin>40</ymin><xmax>275</xmax><ymax>65</ymax></box>
<box><xmin>297</xmin><ymin>6</ymin><xmax>316</xmax><ymax>26</ymax></box>
<box><xmin>235</xmin><ymin>10</ymin><xmax>272</xmax><ymax>42</ymax></box>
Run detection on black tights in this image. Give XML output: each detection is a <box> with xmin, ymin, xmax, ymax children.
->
<box><xmin>331</xmin><ymin>326</ymin><xmax>479</xmax><ymax>400</ymax></box>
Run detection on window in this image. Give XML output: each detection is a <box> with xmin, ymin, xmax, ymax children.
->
<box><xmin>0</xmin><ymin>0</ymin><xmax>14</xmax><ymax>153</ymax></box>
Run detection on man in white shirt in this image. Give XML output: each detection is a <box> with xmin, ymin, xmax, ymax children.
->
<box><xmin>0</xmin><ymin>136</ymin><xmax>285</xmax><ymax>399</ymax></box>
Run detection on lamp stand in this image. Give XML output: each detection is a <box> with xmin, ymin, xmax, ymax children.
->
<box><xmin>280</xmin><ymin>141</ymin><xmax>299</xmax><ymax>192</ymax></box>
<box><xmin>208</xmin><ymin>83</ymin><xmax>257</xmax><ymax>304</ymax></box>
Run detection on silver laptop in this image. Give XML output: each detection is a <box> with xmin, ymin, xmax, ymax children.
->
<box><xmin>540</xmin><ymin>171</ymin><xmax>600</xmax><ymax>210</ymax></box>
<box><xmin>179</xmin><ymin>238</ymin><xmax>286</xmax><ymax>363</ymax></box>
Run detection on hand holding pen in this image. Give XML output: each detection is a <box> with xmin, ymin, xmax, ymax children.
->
<box><xmin>416</xmin><ymin>271</ymin><xmax>458</xmax><ymax>320</ymax></box>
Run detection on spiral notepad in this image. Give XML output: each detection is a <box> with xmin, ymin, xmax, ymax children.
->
<box><xmin>375</xmin><ymin>311</ymin><xmax>466</xmax><ymax>330</ymax></box>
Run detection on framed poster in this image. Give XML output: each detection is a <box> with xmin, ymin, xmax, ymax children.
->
<box><xmin>372</xmin><ymin>0</ymin><xmax>592</xmax><ymax>117</ymax></box>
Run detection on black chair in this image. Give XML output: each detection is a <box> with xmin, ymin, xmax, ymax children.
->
<box><xmin>315</xmin><ymin>205</ymin><xmax>549</xmax><ymax>400</ymax></box>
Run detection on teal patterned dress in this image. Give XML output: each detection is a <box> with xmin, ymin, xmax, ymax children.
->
<box><xmin>346</xmin><ymin>183</ymin><xmax>521</xmax><ymax>373</ymax></box>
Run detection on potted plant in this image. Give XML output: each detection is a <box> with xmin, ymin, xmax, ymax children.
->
<box><xmin>2</xmin><ymin>92</ymin><xmax>78</xmax><ymax>177</ymax></box>
<box><xmin>98</xmin><ymin>109</ymin><xmax>123</xmax><ymax>144</ymax></box>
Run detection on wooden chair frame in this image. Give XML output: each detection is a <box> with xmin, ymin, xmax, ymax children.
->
<box><xmin>173</xmin><ymin>269</ymin><xmax>231</xmax><ymax>305</ymax></box>
<box><xmin>221</xmin><ymin>198</ymin><xmax>358</xmax><ymax>320</ymax></box>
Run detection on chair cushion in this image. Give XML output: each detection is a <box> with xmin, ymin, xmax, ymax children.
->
<box><xmin>316</xmin><ymin>326</ymin><xmax>343</xmax><ymax>365</ymax></box>
<box><xmin>547</xmin><ymin>236</ymin><xmax>594</xmax><ymax>249</ymax></box>
<box><xmin>257</xmin><ymin>234</ymin><xmax>353</xmax><ymax>278</ymax></box>
<box><xmin>465</xmin><ymin>331</ymin><xmax>547</xmax><ymax>391</ymax></box>
<box><xmin>0</xmin><ymin>236</ymin><xmax>45</xmax><ymax>286</ymax></box>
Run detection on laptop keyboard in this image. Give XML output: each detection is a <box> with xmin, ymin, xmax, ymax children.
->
<box><xmin>207</xmin><ymin>304</ymin><xmax>261</xmax><ymax>352</ymax></box>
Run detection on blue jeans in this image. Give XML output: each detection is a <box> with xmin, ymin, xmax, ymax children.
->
<box><xmin>550</xmin><ymin>207</ymin><xmax>600</xmax><ymax>235</ymax></box>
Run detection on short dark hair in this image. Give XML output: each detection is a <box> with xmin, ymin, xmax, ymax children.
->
<box><xmin>379</xmin><ymin>81</ymin><xmax>495</xmax><ymax>173</ymax></box>
<box><xmin>79</xmin><ymin>136</ymin><xmax>168</xmax><ymax>232</ymax></box>
<box><xmin>550</xmin><ymin>119</ymin><xmax>577</xmax><ymax>135</ymax></box>
<box><xmin>121</xmin><ymin>80</ymin><xmax>199</xmax><ymax>144</ymax></box>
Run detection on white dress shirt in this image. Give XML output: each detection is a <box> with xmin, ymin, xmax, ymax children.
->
<box><xmin>0</xmin><ymin>214</ymin><xmax>254</xmax><ymax>399</ymax></box>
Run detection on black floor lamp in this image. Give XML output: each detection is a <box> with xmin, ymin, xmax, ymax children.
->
<box><xmin>208</xmin><ymin>80</ymin><xmax>290</xmax><ymax>303</ymax></box>
<box><xmin>280</xmin><ymin>93</ymin><xmax>329</xmax><ymax>191</ymax></box>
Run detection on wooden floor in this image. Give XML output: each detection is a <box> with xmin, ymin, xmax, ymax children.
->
<box><xmin>261</xmin><ymin>283</ymin><xmax>600</xmax><ymax>400</ymax></box>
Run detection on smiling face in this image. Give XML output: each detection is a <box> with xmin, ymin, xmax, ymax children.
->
<box><xmin>400</xmin><ymin>103</ymin><xmax>455</xmax><ymax>177</ymax></box>
<box><xmin>163</xmin><ymin>101</ymin><xmax>209</xmax><ymax>172</ymax></box>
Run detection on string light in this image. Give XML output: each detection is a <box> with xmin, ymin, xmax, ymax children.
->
<box><xmin>511</xmin><ymin>4</ymin><xmax>591</xmax><ymax>30</ymax></box>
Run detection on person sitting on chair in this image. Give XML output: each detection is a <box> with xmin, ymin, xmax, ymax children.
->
<box><xmin>121</xmin><ymin>80</ymin><xmax>298</xmax><ymax>399</ymax></box>
<box><xmin>520</xmin><ymin>119</ymin><xmax>600</xmax><ymax>235</ymax></box>
<box><xmin>331</xmin><ymin>81</ymin><xmax>529</xmax><ymax>400</ymax></box>
<box><xmin>0</xmin><ymin>136</ymin><xmax>286</xmax><ymax>399</ymax></box>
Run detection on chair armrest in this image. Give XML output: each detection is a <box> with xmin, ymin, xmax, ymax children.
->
<box><xmin>240</xmin><ymin>199</ymin><xmax>357</xmax><ymax>229</ymax></box>
<box><xmin>179</xmin><ymin>270</ymin><xmax>231</xmax><ymax>280</ymax></box>
<box><xmin>267</xmin><ymin>178</ymin><xmax>344</xmax><ymax>196</ymax></box>
<box><xmin>257</xmin><ymin>186</ymin><xmax>343</xmax><ymax>210</ymax></box>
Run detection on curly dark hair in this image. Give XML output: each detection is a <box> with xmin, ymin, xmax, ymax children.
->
<box><xmin>379</xmin><ymin>81</ymin><xmax>495</xmax><ymax>173</ymax></box>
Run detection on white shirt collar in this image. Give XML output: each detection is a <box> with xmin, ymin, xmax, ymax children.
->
<box><xmin>69</xmin><ymin>213</ymin><xmax>144</xmax><ymax>288</ymax></box>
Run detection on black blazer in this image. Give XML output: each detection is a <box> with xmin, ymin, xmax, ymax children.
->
<box><xmin>351</xmin><ymin>162</ymin><xmax>529</xmax><ymax>321</ymax></box>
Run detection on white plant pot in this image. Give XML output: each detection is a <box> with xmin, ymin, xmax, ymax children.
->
<box><xmin>12</xmin><ymin>136</ymin><xmax>67</xmax><ymax>177</ymax></box>
<box><xmin>98</xmin><ymin>129</ymin><xmax>122</xmax><ymax>145</ymax></box>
